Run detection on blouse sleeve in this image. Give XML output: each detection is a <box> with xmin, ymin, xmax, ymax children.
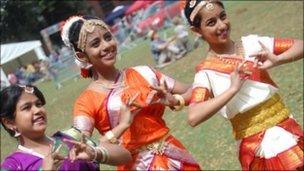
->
<box><xmin>1</xmin><ymin>156</ymin><xmax>22</xmax><ymax>170</ymax></box>
<box><xmin>190</xmin><ymin>71</ymin><xmax>212</xmax><ymax>104</ymax></box>
<box><xmin>273</xmin><ymin>38</ymin><xmax>294</xmax><ymax>55</ymax></box>
<box><xmin>73</xmin><ymin>91</ymin><xmax>96</xmax><ymax>133</ymax></box>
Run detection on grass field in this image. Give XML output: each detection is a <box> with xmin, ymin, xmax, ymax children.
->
<box><xmin>1</xmin><ymin>1</ymin><xmax>303</xmax><ymax>170</ymax></box>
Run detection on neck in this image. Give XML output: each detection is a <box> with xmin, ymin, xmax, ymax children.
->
<box><xmin>209</xmin><ymin>40</ymin><xmax>235</xmax><ymax>55</ymax></box>
<box><xmin>19</xmin><ymin>134</ymin><xmax>51</xmax><ymax>149</ymax></box>
<box><xmin>93</xmin><ymin>66</ymin><xmax>120</xmax><ymax>82</ymax></box>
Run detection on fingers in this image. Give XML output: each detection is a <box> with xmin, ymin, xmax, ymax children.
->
<box><xmin>128</xmin><ymin>92</ymin><xmax>140</xmax><ymax>106</ymax></box>
<box><xmin>80</xmin><ymin>133</ymin><xmax>86</xmax><ymax>144</ymax></box>
<box><xmin>54</xmin><ymin>144</ymin><xmax>63</xmax><ymax>155</ymax></box>
<box><xmin>258</xmin><ymin>40</ymin><xmax>269</xmax><ymax>51</ymax></box>
<box><xmin>236</xmin><ymin>60</ymin><xmax>246</xmax><ymax>72</ymax></box>
<box><xmin>63</xmin><ymin>138</ymin><xmax>82</xmax><ymax>146</ymax></box>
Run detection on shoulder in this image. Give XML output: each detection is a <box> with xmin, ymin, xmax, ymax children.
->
<box><xmin>74</xmin><ymin>89</ymin><xmax>107</xmax><ymax>112</ymax></box>
<box><xmin>1</xmin><ymin>152</ymin><xmax>32</xmax><ymax>170</ymax></box>
<box><xmin>125</xmin><ymin>66</ymin><xmax>160</xmax><ymax>86</ymax></box>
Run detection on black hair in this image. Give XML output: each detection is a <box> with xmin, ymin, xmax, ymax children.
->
<box><xmin>0</xmin><ymin>85</ymin><xmax>46</xmax><ymax>137</ymax></box>
<box><xmin>67</xmin><ymin>16</ymin><xmax>101</xmax><ymax>78</ymax></box>
<box><xmin>184</xmin><ymin>0</ymin><xmax>225</xmax><ymax>28</ymax></box>
<box><xmin>68</xmin><ymin>15</ymin><xmax>101</xmax><ymax>52</ymax></box>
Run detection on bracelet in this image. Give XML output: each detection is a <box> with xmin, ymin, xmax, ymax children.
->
<box><xmin>105</xmin><ymin>131</ymin><xmax>118</xmax><ymax>144</ymax></box>
<box><xmin>93</xmin><ymin>146</ymin><xmax>98</xmax><ymax>162</ymax></box>
<box><xmin>95</xmin><ymin>146</ymin><xmax>109</xmax><ymax>163</ymax></box>
<box><xmin>172</xmin><ymin>94</ymin><xmax>185</xmax><ymax>111</ymax></box>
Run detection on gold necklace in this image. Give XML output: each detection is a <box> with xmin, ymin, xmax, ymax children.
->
<box><xmin>94</xmin><ymin>71</ymin><xmax>125</xmax><ymax>89</ymax></box>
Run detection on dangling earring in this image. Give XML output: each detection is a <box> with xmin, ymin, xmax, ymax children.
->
<box><xmin>14</xmin><ymin>130</ymin><xmax>21</xmax><ymax>137</ymax></box>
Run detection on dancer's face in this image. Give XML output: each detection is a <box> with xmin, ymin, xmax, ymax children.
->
<box><xmin>196</xmin><ymin>4</ymin><xmax>231</xmax><ymax>45</ymax></box>
<box><xmin>13</xmin><ymin>92</ymin><xmax>47</xmax><ymax>138</ymax></box>
<box><xmin>84</xmin><ymin>26</ymin><xmax>118</xmax><ymax>69</ymax></box>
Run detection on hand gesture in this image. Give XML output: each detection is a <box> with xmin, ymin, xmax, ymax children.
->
<box><xmin>63</xmin><ymin>134</ymin><xmax>95</xmax><ymax>162</ymax></box>
<box><xmin>119</xmin><ymin>92</ymin><xmax>140</xmax><ymax>127</ymax></box>
<box><xmin>250</xmin><ymin>41</ymin><xmax>279</xmax><ymax>69</ymax></box>
<box><xmin>150</xmin><ymin>77</ymin><xmax>178</xmax><ymax>107</ymax></box>
<box><xmin>42</xmin><ymin>144</ymin><xmax>66</xmax><ymax>170</ymax></box>
<box><xmin>230</xmin><ymin>61</ymin><xmax>250</xmax><ymax>92</ymax></box>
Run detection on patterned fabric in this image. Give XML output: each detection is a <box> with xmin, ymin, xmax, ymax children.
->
<box><xmin>190</xmin><ymin>87</ymin><xmax>210</xmax><ymax>104</ymax></box>
<box><xmin>239</xmin><ymin>118</ymin><xmax>303</xmax><ymax>170</ymax></box>
<box><xmin>273</xmin><ymin>38</ymin><xmax>294</xmax><ymax>55</ymax></box>
<box><xmin>73</xmin><ymin>66</ymin><xmax>201</xmax><ymax>170</ymax></box>
<box><xmin>191</xmin><ymin>35</ymin><xmax>303</xmax><ymax>170</ymax></box>
<box><xmin>0</xmin><ymin>132</ymin><xmax>99</xmax><ymax>171</ymax></box>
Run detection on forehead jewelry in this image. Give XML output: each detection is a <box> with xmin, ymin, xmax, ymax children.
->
<box><xmin>18</xmin><ymin>85</ymin><xmax>34</xmax><ymax>94</ymax></box>
<box><xmin>77</xmin><ymin>19</ymin><xmax>110</xmax><ymax>52</ymax></box>
<box><xmin>190</xmin><ymin>1</ymin><xmax>215</xmax><ymax>22</ymax></box>
<box><xmin>205</xmin><ymin>2</ymin><xmax>215</xmax><ymax>10</ymax></box>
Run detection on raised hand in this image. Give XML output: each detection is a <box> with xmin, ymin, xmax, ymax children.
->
<box><xmin>150</xmin><ymin>77</ymin><xmax>178</xmax><ymax>107</ymax></box>
<box><xmin>42</xmin><ymin>144</ymin><xmax>66</xmax><ymax>170</ymax></box>
<box><xmin>230</xmin><ymin>61</ymin><xmax>250</xmax><ymax>92</ymax></box>
<box><xmin>63</xmin><ymin>134</ymin><xmax>95</xmax><ymax>162</ymax></box>
<box><xmin>250</xmin><ymin>41</ymin><xmax>279</xmax><ymax>69</ymax></box>
<box><xmin>119</xmin><ymin>92</ymin><xmax>140</xmax><ymax>127</ymax></box>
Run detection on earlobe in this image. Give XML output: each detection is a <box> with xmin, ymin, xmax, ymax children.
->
<box><xmin>75</xmin><ymin>51</ymin><xmax>89</xmax><ymax>63</ymax></box>
<box><xmin>190</xmin><ymin>26</ymin><xmax>203</xmax><ymax>37</ymax></box>
<box><xmin>1</xmin><ymin>118</ymin><xmax>15</xmax><ymax>129</ymax></box>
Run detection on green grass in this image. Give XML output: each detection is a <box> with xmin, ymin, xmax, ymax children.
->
<box><xmin>1</xmin><ymin>1</ymin><xmax>303</xmax><ymax>170</ymax></box>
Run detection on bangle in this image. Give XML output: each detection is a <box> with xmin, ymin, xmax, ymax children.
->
<box><xmin>171</xmin><ymin>94</ymin><xmax>185</xmax><ymax>111</ymax></box>
<box><xmin>172</xmin><ymin>94</ymin><xmax>185</xmax><ymax>111</ymax></box>
<box><xmin>105</xmin><ymin>131</ymin><xmax>118</xmax><ymax>144</ymax></box>
<box><xmin>92</xmin><ymin>146</ymin><xmax>98</xmax><ymax>162</ymax></box>
<box><xmin>95</xmin><ymin>146</ymin><xmax>109</xmax><ymax>163</ymax></box>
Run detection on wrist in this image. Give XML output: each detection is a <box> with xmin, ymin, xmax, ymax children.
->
<box><xmin>228</xmin><ymin>86</ymin><xmax>239</xmax><ymax>94</ymax></box>
<box><xmin>105</xmin><ymin>130</ymin><xmax>119</xmax><ymax>144</ymax></box>
<box><xmin>117</xmin><ymin>122</ymin><xmax>130</xmax><ymax>130</ymax></box>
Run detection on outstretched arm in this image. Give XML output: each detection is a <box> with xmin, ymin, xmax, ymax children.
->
<box><xmin>66</xmin><ymin>134</ymin><xmax>132</xmax><ymax>166</ymax></box>
<box><xmin>251</xmin><ymin>39</ymin><xmax>303</xmax><ymax>69</ymax></box>
<box><xmin>188</xmin><ymin>63</ymin><xmax>248</xmax><ymax>127</ymax></box>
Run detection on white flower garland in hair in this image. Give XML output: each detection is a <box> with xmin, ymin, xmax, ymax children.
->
<box><xmin>61</xmin><ymin>16</ymin><xmax>84</xmax><ymax>48</ymax></box>
<box><xmin>61</xmin><ymin>16</ymin><xmax>93</xmax><ymax>70</ymax></box>
<box><xmin>74</xmin><ymin>59</ymin><xmax>92</xmax><ymax>69</ymax></box>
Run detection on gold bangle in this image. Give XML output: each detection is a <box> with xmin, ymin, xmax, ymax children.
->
<box><xmin>105</xmin><ymin>130</ymin><xmax>118</xmax><ymax>144</ymax></box>
<box><xmin>172</xmin><ymin>94</ymin><xmax>185</xmax><ymax>111</ymax></box>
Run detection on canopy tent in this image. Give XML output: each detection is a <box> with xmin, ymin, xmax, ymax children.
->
<box><xmin>105</xmin><ymin>5</ymin><xmax>130</xmax><ymax>25</ymax></box>
<box><xmin>125</xmin><ymin>0</ymin><xmax>155</xmax><ymax>15</ymax></box>
<box><xmin>0</xmin><ymin>40</ymin><xmax>47</xmax><ymax>87</ymax></box>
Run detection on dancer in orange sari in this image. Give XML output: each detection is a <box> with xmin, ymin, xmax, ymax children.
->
<box><xmin>61</xmin><ymin>16</ymin><xmax>201</xmax><ymax>170</ymax></box>
<box><xmin>183</xmin><ymin>0</ymin><xmax>303</xmax><ymax>170</ymax></box>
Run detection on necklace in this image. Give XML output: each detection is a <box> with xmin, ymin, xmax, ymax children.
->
<box><xmin>207</xmin><ymin>40</ymin><xmax>246</xmax><ymax>66</ymax></box>
<box><xmin>95</xmin><ymin>70</ymin><xmax>125</xmax><ymax>89</ymax></box>
<box><xmin>17</xmin><ymin>136</ymin><xmax>54</xmax><ymax>159</ymax></box>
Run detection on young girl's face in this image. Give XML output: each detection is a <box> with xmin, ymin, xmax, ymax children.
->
<box><xmin>197</xmin><ymin>4</ymin><xmax>231</xmax><ymax>45</ymax></box>
<box><xmin>14</xmin><ymin>92</ymin><xmax>47</xmax><ymax>138</ymax></box>
<box><xmin>84</xmin><ymin>26</ymin><xmax>118</xmax><ymax>69</ymax></box>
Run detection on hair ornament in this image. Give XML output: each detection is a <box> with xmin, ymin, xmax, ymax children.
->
<box><xmin>189</xmin><ymin>0</ymin><xmax>197</xmax><ymax>8</ymax></box>
<box><xmin>18</xmin><ymin>85</ymin><xmax>34</xmax><ymax>94</ymax></box>
<box><xmin>205</xmin><ymin>2</ymin><xmax>215</xmax><ymax>10</ymax></box>
<box><xmin>61</xmin><ymin>16</ymin><xmax>84</xmax><ymax>48</ymax></box>
<box><xmin>77</xmin><ymin>19</ymin><xmax>110</xmax><ymax>52</ymax></box>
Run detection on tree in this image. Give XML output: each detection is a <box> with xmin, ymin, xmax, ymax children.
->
<box><xmin>0</xmin><ymin>0</ymin><xmax>89</xmax><ymax>44</ymax></box>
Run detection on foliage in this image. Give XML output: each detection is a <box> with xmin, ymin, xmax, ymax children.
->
<box><xmin>0</xmin><ymin>0</ymin><xmax>88</xmax><ymax>43</ymax></box>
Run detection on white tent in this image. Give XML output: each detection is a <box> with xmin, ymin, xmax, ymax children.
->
<box><xmin>0</xmin><ymin>40</ymin><xmax>47</xmax><ymax>87</ymax></box>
